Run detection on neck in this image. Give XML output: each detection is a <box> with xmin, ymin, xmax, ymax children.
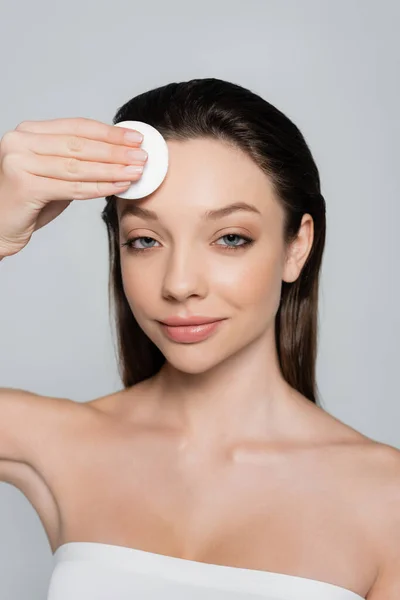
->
<box><xmin>148</xmin><ymin>330</ymin><xmax>311</xmax><ymax>457</ymax></box>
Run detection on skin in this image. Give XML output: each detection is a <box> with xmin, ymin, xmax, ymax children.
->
<box><xmin>4</xmin><ymin>137</ymin><xmax>398</xmax><ymax>598</ymax></box>
<box><xmin>116</xmin><ymin>137</ymin><xmax>317</xmax><ymax>457</ymax></box>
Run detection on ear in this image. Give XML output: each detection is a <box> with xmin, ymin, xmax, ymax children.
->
<box><xmin>282</xmin><ymin>213</ymin><xmax>314</xmax><ymax>283</ymax></box>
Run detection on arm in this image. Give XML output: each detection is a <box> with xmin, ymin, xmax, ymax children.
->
<box><xmin>366</xmin><ymin>448</ymin><xmax>400</xmax><ymax>598</ymax></box>
<box><xmin>0</xmin><ymin>387</ymin><xmax>78</xmax><ymax>478</ymax></box>
<box><xmin>0</xmin><ymin>388</ymin><xmax>43</xmax><ymax>469</ymax></box>
<box><xmin>367</xmin><ymin>543</ymin><xmax>400</xmax><ymax>598</ymax></box>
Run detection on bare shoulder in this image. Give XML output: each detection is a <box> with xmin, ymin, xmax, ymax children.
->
<box><xmin>0</xmin><ymin>382</ymin><xmax>146</xmax><ymax>470</ymax></box>
<box><xmin>86</xmin><ymin>381</ymin><xmax>155</xmax><ymax>421</ymax></box>
<box><xmin>317</xmin><ymin>404</ymin><xmax>400</xmax><ymax>495</ymax></box>
<box><xmin>316</xmin><ymin>411</ymin><xmax>400</xmax><ymax>598</ymax></box>
<box><xmin>366</xmin><ymin>440</ymin><xmax>400</xmax><ymax>521</ymax></box>
<box><xmin>360</xmin><ymin>439</ymin><xmax>400</xmax><ymax>502</ymax></box>
<box><xmin>0</xmin><ymin>386</ymin><xmax>90</xmax><ymax>473</ymax></box>
<box><xmin>321</xmin><ymin>414</ymin><xmax>400</xmax><ymax>600</ymax></box>
<box><xmin>358</xmin><ymin>442</ymin><xmax>400</xmax><ymax>599</ymax></box>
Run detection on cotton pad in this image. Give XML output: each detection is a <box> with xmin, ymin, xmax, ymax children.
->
<box><xmin>114</xmin><ymin>120</ymin><xmax>169</xmax><ymax>199</ymax></box>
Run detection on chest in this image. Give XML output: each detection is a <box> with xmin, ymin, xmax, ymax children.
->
<box><xmin>47</xmin><ymin>428</ymin><xmax>375</xmax><ymax>597</ymax></box>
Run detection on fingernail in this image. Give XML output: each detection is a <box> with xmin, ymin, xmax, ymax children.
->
<box><xmin>123</xmin><ymin>165</ymin><xmax>144</xmax><ymax>174</ymax></box>
<box><xmin>124</xmin><ymin>131</ymin><xmax>143</xmax><ymax>143</ymax></box>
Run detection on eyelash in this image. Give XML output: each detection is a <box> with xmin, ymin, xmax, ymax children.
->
<box><xmin>121</xmin><ymin>233</ymin><xmax>254</xmax><ymax>253</ymax></box>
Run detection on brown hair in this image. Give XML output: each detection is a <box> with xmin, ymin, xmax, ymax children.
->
<box><xmin>101</xmin><ymin>78</ymin><xmax>327</xmax><ymax>407</ymax></box>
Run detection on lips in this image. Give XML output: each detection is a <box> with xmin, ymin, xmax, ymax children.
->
<box><xmin>159</xmin><ymin>316</ymin><xmax>225</xmax><ymax>327</ymax></box>
<box><xmin>159</xmin><ymin>319</ymin><xmax>225</xmax><ymax>343</ymax></box>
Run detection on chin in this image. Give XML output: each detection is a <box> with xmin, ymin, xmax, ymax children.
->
<box><xmin>161</xmin><ymin>353</ymin><xmax>227</xmax><ymax>375</ymax></box>
<box><xmin>142</xmin><ymin>318</ymin><xmax>263</xmax><ymax>374</ymax></box>
<box><xmin>154</xmin><ymin>334</ymin><xmax>248</xmax><ymax>376</ymax></box>
<box><xmin>149</xmin><ymin>335</ymin><xmax>231</xmax><ymax>375</ymax></box>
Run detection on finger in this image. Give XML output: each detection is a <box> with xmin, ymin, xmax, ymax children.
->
<box><xmin>29</xmin><ymin>173</ymin><xmax>132</xmax><ymax>203</ymax></box>
<box><xmin>15</xmin><ymin>117</ymin><xmax>144</xmax><ymax>147</ymax></box>
<box><xmin>8</xmin><ymin>130</ymin><xmax>148</xmax><ymax>166</ymax></box>
<box><xmin>22</xmin><ymin>153</ymin><xmax>145</xmax><ymax>182</ymax></box>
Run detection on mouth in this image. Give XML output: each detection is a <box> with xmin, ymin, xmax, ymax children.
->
<box><xmin>158</xmin><ymin>319</ymin><xmax>226</xmax><ymax>343</ymax></box>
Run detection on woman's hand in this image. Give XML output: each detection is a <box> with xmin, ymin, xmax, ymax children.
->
<box><xmin>0</xmin><ymin>117</ymin><xmax>147</xmax><ymax>258</ymax></box>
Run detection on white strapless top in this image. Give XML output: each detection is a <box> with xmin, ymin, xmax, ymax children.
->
<box><xmin>47</xmin><ymin>542</ymin><xmax>365</xmax><ymax>600</ymax></box>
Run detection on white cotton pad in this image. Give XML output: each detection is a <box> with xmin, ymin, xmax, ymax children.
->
<box><xmin>114</xmin><ymin>120</ymin><xmax>169</xmax><ymax>199</ymax></box>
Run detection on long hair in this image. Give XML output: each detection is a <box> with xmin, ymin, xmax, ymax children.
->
<box><xmin>101</xmin><ymin>78</ymin><xmax>327</xmax><ymax>406</ymax></box>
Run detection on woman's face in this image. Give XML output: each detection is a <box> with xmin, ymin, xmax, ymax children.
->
<box><xmin>116</xmin><ymin>137</ymin><xmax>301</xmax><ymax>374</ymax></box>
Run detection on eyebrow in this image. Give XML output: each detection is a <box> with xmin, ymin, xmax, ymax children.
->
<box><xmin>119</xmin><ymin>201</ymin><xmax>262</xmax><ymax>222</ymax></box>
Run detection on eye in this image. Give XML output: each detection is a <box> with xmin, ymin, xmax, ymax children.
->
<box><xmin>215</xmin><ymin>234</ymin><xmax>251</xmax><ymax>249</ymax></box>
<box><xmin>122</xmin><ymin>236</ymin><xmax>159</xmax><ymax>251</ymax></box>
<box><xmin>121</xmin><ymin>233</ymin><xmax>254</xmax><ymax>253</ymax></box>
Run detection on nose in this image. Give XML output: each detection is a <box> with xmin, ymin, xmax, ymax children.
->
<box><xmin>161</xmin><ymin>248</ymin><xmax>207</xmax><ymax>302</ymax></box>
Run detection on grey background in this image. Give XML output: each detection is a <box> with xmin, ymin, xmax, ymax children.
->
<box><xmin>0</xmin><ymin>0</ymin><xmax>399</xmax><ymax>597</ymax></box>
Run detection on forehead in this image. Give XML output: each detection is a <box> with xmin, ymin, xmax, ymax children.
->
<box><xmin>116</xmin><ymin>137</ymin><xmax>278</xmax><ymax>221</ymax></box>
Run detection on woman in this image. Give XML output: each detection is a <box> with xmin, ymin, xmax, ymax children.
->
<box><xmin>0</xmin><ymin>78</ymin><xmax>398</xmax><ymax>599</ymax></box>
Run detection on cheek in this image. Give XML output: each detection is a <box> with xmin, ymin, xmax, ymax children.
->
<box><xmin>120</xmin><ymin>262</ymin><xmax>153</xmax><ymax>312</ymax></box>
<box><xmin>213</xmin><ymin>253</ymin><xmax>283</xmax><ymax>311</ymax></box>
